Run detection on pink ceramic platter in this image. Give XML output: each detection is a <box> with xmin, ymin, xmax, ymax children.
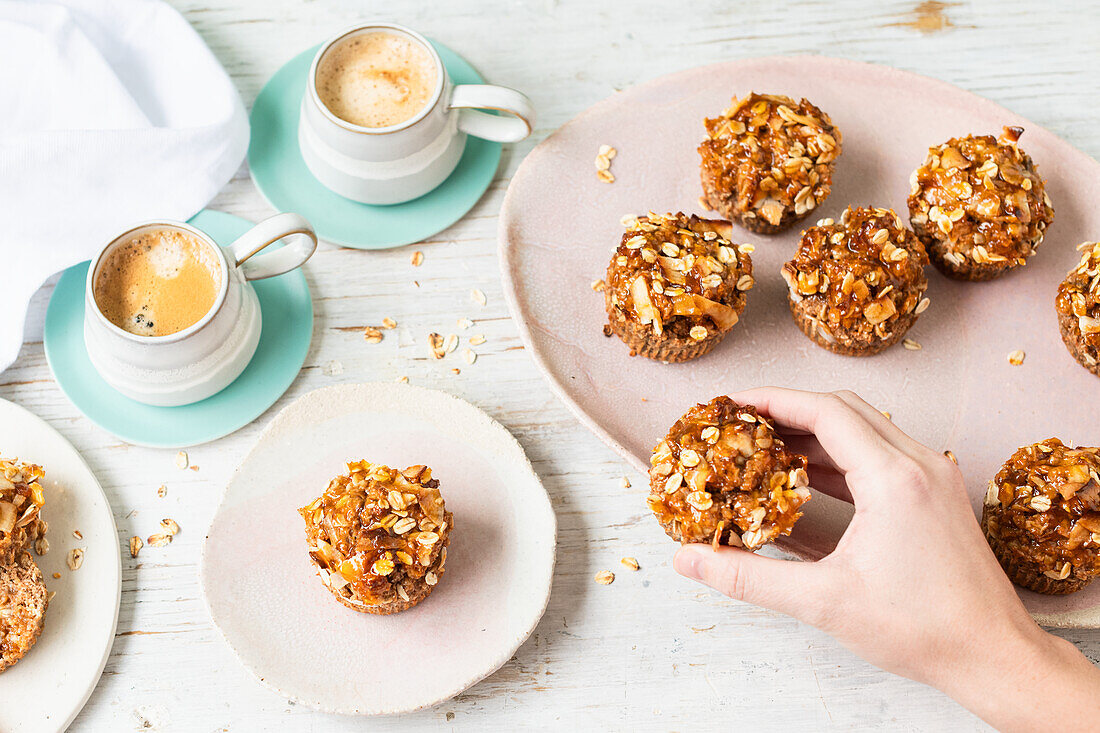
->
<box><xmin>200</xmin><ymin>383</ymin><xmax>556</xmax><ymax>714</ymax></box>
<box><xmin>499</xmin><ymin>55</ymin><xmax>1100</xmax><ymax>627</ymax></box>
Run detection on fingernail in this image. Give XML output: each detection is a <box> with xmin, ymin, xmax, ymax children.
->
<box><xmin>673</xmin><ymin>546</ymin><xmax>703</xmax><ymax>580</ymax></box>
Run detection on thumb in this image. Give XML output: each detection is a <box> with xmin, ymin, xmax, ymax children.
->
<box><xmin>674</xmin><ymin>543</ymin><xmax>829</xmax><ymax>623</ymax></box>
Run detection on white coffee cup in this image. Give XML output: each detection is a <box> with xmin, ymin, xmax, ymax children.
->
<box><xmin>83</xmin><ymin>213</ymin><xmax>317</xmax><ymax>407</ymax></box>
<box><xmin>299</xmin><ymin>22</ymin><xmax>535</xmax><ymax>205</ymax></box>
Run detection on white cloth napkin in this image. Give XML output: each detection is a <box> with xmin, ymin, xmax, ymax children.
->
<box><xmin>0</xmin><ymin>0</ymin><xmax>248</xmax><ymax>370</ymax></box>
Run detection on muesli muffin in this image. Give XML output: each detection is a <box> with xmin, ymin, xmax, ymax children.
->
<box><xmin>981</xmin><ymin>438</ymin><xmax>1100</xmax><ymax>595</ymax></box>
<box><xmin>1056</xmin><ymin>241</ymin><xmax>1100</xmax><ymax>376</ymax></box>
<box><xmin>907</xmin><ymin>127</ymin><xmax>1054</xmax><ymax>281</ymax></box>
<box><xmin>0</xmin><ymin>550</ymin><xmax>49</xmax><ymax>672</ymax></box>
<box><xmin>0</xmin><ymin>457</ymin><xmax>46</xmax><ymax>564</ymax></box>
<box><xmin>299</xmin><ymin>461</ymin><xmax>452</xmax><ymax>615</ymax></box>
<box><xmin>647</xmin><ymin>397</ymin><xmax>811</xmax><ymax>551</ymax></box>
<box><xmin>604</xmin><ymin>212</ymin><xmax>753</xmax><ymax>362</ymax></box>
<box><xmin>699</xmin><ymin>93</ymin><xmax>841</xmax><ymax>234</ymax></box>
<box><xmin>781</xmin><ymin>206</ymin><xmax>929</xmax><ymax>356</ymax></box>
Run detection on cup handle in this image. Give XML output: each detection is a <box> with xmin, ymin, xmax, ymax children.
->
<box><xmin>449</xmin><ymin>84</ymin><xmax>535</xmax><ymax>144</ymax></box>
<box><xmin>227</xmin><ymin>213</ymin><xmax>318</xmax><ymax>281</ymax></box>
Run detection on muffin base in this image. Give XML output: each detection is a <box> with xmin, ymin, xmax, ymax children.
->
<box><xmin>981</xmin><ymin>504</ymin><xmax>1093</xmax><ymax>595</ymax></box>
<box><xmin>604</xmin><ymin>289</ymin><xmax>743</xmax><ymax>363</ymax></box>
<box><xmin>701</xmin><ymin>190</ymin><xmax>804</xmax><ymax>235</ymax></box>
<box><xmin>788</xmin><ymin>296</ymin><xmax>917</xmax><ymax>357</ymax></box>
<box><xmin>1057</xmin><ymin>307</ymin><xmax>1100</xmax><ymax>377</ymax></box>
<box><xmin>331</xmin><ymin>578</ymin><xmax>438</xmax><ymax>616</ymax></box>
<box><xmin>0</xmin><ymin>551</ymin><xmax>48</xmax><ymax>672</ymax></box>
<box><xmin>917</xmin><ymin>228</ymin><xmax>1036</xmax><ymax>282</ymax></box>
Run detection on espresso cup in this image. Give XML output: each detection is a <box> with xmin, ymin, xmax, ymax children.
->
<box><xmin>83</xmin><ymin>213</ymin><xmax>317</xmax><ymax>407</ymax></box>
<box><xmin>299</xmin><ymin>22</ymin><xmax>535</xmax><ymax>205</ymax></box>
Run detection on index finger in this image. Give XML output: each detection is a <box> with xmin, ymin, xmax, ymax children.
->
<box><xmin>730</xmin><ymin>386</ymin><xmax>905</xmax><ymax>477</ymax></box>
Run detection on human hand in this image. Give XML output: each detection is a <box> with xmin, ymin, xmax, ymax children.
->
<box><xmin>672</xmin><ymin>387</ymin><xmax>1100</xmax><ymax>731</ymax></box>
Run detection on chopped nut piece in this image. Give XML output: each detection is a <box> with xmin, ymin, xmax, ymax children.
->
<box><xmin>411</xmin><ymin>251</ymin><xmax>424</xmax><ymax>267</ymax></box>
<box><xmin>620</xmin><ymin>476</ymin><xmax>631</xmax><ymax>489</ymax></box>
<box><xmin>397</xmin><ymin>376</ymin><xmax>409</xmax><ymax>384</ymax></box>
<box><xmin>944</xmin><ymin>450</ymin><xmax>958</xmax><ymax>465</ymax></box>
<box><xmin>52</xmin><ymin>572</ymin><xmax>60</xmax><ymax>579</ymax></box>
<box><xmin>147</xmin><ymin>533</ymin><xmax>172</xmax><ymax>548</ymax></box>
<box><xmin>129</xmin><ymin>536</ymin><xmax>143</xmax><ymax>558</ymax></box>
<box><xmin>157</xmin><ymin>485</ymin><xmax>167</xmax><ymax>498</ymax></box>
<box><xmin>72</xmin><ymin>530</ymin><xmax>82</xmax><ymax>540</ymax></box>
<box><xmin>620</xmin><ymin>557</ymin><xmax>640</xmax><ymax>571</ymax></box>
<box><xmin>591</xmin><ymin>279</ymin><xmax>605</xmax><ymax>292</ymax></box>
<box><xmin>174</xmin><ymin>451</ymin><xmax>188</xmax><ymax>470</ymax></box>
<box><xmin>363</xmin><ymin>327</ymin><xmax>383</xmax><ymax>343</ymax></box>
<box><xmin>594</xmin><ymin>570</ymin><xmax>615</xmax><ymax>585</ymax></box>
<box><xmin>67</xmin><ymin>548</ymin><xmax>84</xmax><ymax>571</ymax></box>
<box><xmin>1008</xmin><ymin>349</ymin><xmax>1026</xmax><ymax>366</ymax></box>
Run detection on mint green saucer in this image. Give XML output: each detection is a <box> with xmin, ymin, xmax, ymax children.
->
<box><xmin>249</xmin><ymin>42</ymin><xmax>501</xmax><ymax>249</ymax></box>
<box><xmin>43</xmin><ymin>210</ymin><xmax>313</xmax><ymax>448</ymax></box>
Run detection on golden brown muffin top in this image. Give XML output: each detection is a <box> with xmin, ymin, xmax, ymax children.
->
<box><xmin>782</xmin><ymin>206</ymin><xmax>929</xmax><ymax>339</ymax></box>
<box><xmin>0</xmin><ymin>457</ymin><xmax>45</xmax><ymax>558</ymax></box>
<box><xmin>647</xmin><ymin>397</ymin><xmax>810</xmax><ymax>550</ymax></box>
<box><xmin>907</xmin><ymin>127</ymin><xmax>1054</xmax><ymax>267</ymax></box>
<box><xmin>606</xmin><ymin>212</ymin><xmax>753</xmax><ymax>339</ymax></box>
<box><xmin>987</xmin><ymin>438</ymin><xmax>1100</xmax><ymax>580</ymax></box>
<box><xmin>699</xmin><ymin>93</ymin><xmax>841</xmax><ymax>227</ymax></box>
<box><xmin>299</xmin><ymin>461</ymin><xmax>450</xmax><ymax>608</ymax></box>
<box><xmin>1056</xmin><ymin>242</ymin><xmax>1100</xmax><ymax>361</ymax></box>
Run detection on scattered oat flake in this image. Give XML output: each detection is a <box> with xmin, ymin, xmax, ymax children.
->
<box><xmin>129</xmin><ymin>536</ymin><xmax>143</xmax><ymax>558</ymax></box>
<box><xmin>160</xmin><ymin>518</ymin><xmax>180</xmax><ymax>536</ymax></box>
<box><xmin>1008</xmin><ymin>349</ymin><xmax>1025</xmax><ymax>365</ymax></box>
<box><xmin>174</xmin><ymin>451</ymin><xmax>189</xmax><ymax>470</ymax></box>
<box><xmin>34</xmin><ymin>536</ymin><xmax>48</xmax><ymax>555</ymax></box>
<box><xmin>444</xmin><ymin>334</ymin><xmax>459</xmax><ymax>353</ymax></box>
<box><xmin>52</xmin><ymin>572</ymin><xmax>60</xmax><ymax>579</ymax></box>
<box><xmin>189</xmin><ymin>465</ymin><xmax>199</xmax><ymax>472</ymax></box>
<box><xmin>591</xmin><ymin>279</ymin><xmax>605</xmax><ymax>292</ymax></box>
<box><xmin>596</xmin><ymin>169</ymin><xmax>615</xmax><ymax>184</ymax></box>
<box><xmin>698</xmin><ymin>196</ymin><xmax>711</xmax><ymax>211</ymax></box>
<box><xmin>944</xmin><ymin>450</ymin><xmax>958</xmax><ymax>465</ymax></box>
<box><xmin>902</xmin><ymin>338</ymin><xmax>922</xmax><ymax>351</ymax></box>
<box><xmin>620</xmin><ymin>476</ymin><xmax>631</xmax><ymax>489</ymax></box>
<box><xmin>620</xmin><ymin>557</ymin><xmax>640</xmax><ymax>571</ymax></box>
<box><xmin>457</xmin><ymin>318</ymin><xmax>473</xmax><ymax>330</ymax></box>
<box><xmin>380</xmin><ymin>318</ymin><xmax>397</xmax><ymax>330</ymax></box>
<box><xmin>147</xmin><ymin>533</ymin><xmax>172</xmax><ymax>548</ymax></box>
<box><xmin>594</xmin><ymin>570</ymin><xmax>615</xmax><ymax>585</ymax></box>
<box><xmin>411</xmin><ymin>251</ymin><xmax>424</xmax><ymax>266</ymax></box>
<box><xmin>462</xmin><ymin>349</ymin><xmax>477</xmax><ymax>365</ymax></box>
<box><xmin>322</xmin><ymin>359</ymin><xmax>344</xmax><ymax>376</ymax></box>
<box><xmin>396</xmin><ymin>375</ymin><xmax>409</xmax><ymax>384</ymax></box>
<box><xmin>363</xmin><ymin>327</ymin><xmax>383</xmax><ymax>343</ymax></box>
<box><xmin>468</xmin><ymin>334</ymin><xmax>486</xmax><ymax>346</ymax></box>
<box><xmin>451</xmin><ymin>368</ymin><xmax>461</xmax><ymax>375</ymax></box>
<box><xmin>67</xmin><ymin>548</ymin><xmax>84</xmax><ymax>571</ymax></box>
<box><xmin>471</xmin><ymin>288</ymin><xmax>487</xmax><ymax>306</ymax></box>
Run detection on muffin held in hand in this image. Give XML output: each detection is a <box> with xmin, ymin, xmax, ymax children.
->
<box><xmin>781</xmin><ymin>206</ymin><xmax>929</xmax><ymax>356</ymax></box>
<box><xmin>299</xmin><ymin>461</ymin><xmax>452</xmax><ymax>615</ymax></box>
<box><xmin>647</xmin><ymin>396</ymin><xmax>811</xmax><ymax>551</ymax></box>
<box><xmin>1056</xmin><ymin>241</ymin><xmax>1100</xmax><ymax>376</ymax></box>
<box><xmin>0</xmin><ymin>457</ymin><xmax>46</xmax><ymax>564</ymax></box>
<box><xmin>907</xmin><ymin>127</ymin><xmax>1054</xmax><ymax>281</ymax></box>
<box><xmin>0</xmin><ymin>550</ymin><xmax>49</xmax><ymax>673</ymax></box>
<box><xmin>604</xmin><ymin>212</ymin><xmax>754</xmax><ymax>362</ymax></box>
<box><xmin>982</xmin><ymin>438</ymin><xmax>1100</xmax><ymax>595</ymax></box>
<box><xmin>699</xmin><ymin>92</ymin><xmax>841</xmax><ymax>234</ymax></box>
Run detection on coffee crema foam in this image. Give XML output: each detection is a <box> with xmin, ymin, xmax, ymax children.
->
<box><xmin>315</xmin><ymin>31</ymin><xmax>438</xmax><ymax>128</ymax></box>
<box><xmin>94</xmin><ymin>228</ymin><xmax>221</xmax><ymax>337</ymax></box>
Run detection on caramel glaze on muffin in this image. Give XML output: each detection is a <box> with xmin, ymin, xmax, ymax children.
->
<box><xmin>647</xmin><ymin>397</ymin><xmax>811</xmax><ymax>551</ymax></box>
<box><xmin>0</xmin><ymin>457</ymin><xmax>46</xmax><ymax>565</ymax></box>
<box><xmin>699</xmin><ymin>93</ymin><xmax>841</xmax><ymax>234</ymax></box>
<box><xmin>907</xmin><ymin>127</ymin><xmax>1054</xmax><ymax>281</ymax></box>
<box><xmin>299</xmin><ymin>461</ymin><xmax>452</xmax><ymax>615</ymax></box>
<box><xmin>1056</xmin><ymin>241</ymin><xmax>1100</xmax><ymax>377</ymax></box>
<box><xmin>604</xmin><ymin>212</ymin><xmax>754</xmax><ymax>362</ymax></box>
<box><xmin>781</xmin><ymin>206</ymin><xmax>929</xmax><ymax>356</ymax></box>
<box><xmin>981</xmin><ymin>438</ymin><xmax>1100</xmax><ymax>595</ymax></box>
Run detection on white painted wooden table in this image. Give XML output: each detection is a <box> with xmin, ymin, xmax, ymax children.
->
<box><xmin>6</xmin><ymin>1</ymin><xmax>1100</xmax><ymax>729</ymax></box>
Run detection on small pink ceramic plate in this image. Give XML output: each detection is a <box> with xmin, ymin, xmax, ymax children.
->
<box><xmin>200</xmin><ymin>383</ymin><xmax>556</xmax><ymax>714</ymax></box>
<box><xmin>499</xmin><ymin>56</ymin><xmax>1100</xmax><ymax>627</ymax></box>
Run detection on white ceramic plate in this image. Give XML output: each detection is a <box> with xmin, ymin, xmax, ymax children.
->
<box><xmin>200</xmin><ymin>383</ymin><xmax>556</xmax><ymax>714</ymax></box>
<box><xmin>0</xmin><ymin>398</ymin><xmax>120</xmax><ymax>732</ymax></box>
